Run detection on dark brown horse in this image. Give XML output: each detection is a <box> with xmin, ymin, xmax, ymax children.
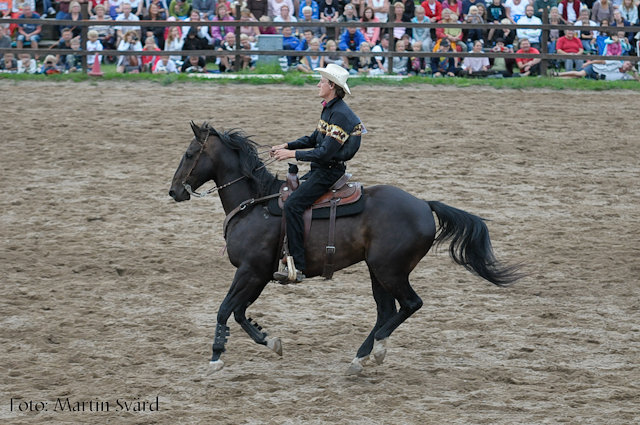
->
<box><xmin>169</xmin><ymin>122</ymin><xmax>521</xmax><ymax>375</ymax></box>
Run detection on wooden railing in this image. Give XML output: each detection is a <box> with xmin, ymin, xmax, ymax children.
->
<box><xmin>1</xmin><ymin>5</ymin><xmax>638</xmax><ymax>75</ymax></box>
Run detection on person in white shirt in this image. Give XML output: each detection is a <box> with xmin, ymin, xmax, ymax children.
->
<box><xmin>153</xmin><ymin>55</ymin><xmax>180</xmax><ymax>73</ymax></box>
<box><xmin>115</xmin><ymin>2</ymin><xmax>142</xmax><ymax>45</ymax></box>
<box><xmin>557</xmin><ymin>0</ymin><xmax>579</xmax><ymax>23</ymax></box>
<box><xmin>556</xmin><ymin>59</ymin><xmax>639</xmax><ymax>81</ymax></box>
<box><xmin>504</xmin><ymin>0</ymin><xmax>528</xmax><ymax>23</ymax></box>
<box><xmin>516</xmin><ymin>5</ymin><xmax>543</xmax><ymax>48</ymax></box>
<box><xmin>87</xmin><ymin>30</ymin><xmax>105</xmax><ymax>67</ymax></box>
<box><xmin>460</xmin><ymin>40</ymin><xmax>490</xmax><ymax>76</ymax></box>
<box><xmin>17</xmin><ymin>53</ymin><xmax>37</xmax><ymax>74</ymax></box>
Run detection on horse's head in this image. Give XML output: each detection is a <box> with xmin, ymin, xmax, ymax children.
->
<box><xmin>169</xmin><ymin>121</ymin><xmax>216</xmax><ymax>202</ymax></box>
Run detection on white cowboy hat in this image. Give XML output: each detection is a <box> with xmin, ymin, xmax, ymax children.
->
<box><xmin>314</xmin><ymin>63</ymin><xmax>351</xmax><ymax>95</ymax></box>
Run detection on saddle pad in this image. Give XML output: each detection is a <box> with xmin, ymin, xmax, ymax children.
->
<box><xmin>268</xmin><ymin>187</ymin><xmax>366</xmax><ymax>219</ymax></box>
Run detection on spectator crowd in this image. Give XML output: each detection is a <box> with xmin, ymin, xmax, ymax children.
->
<box><xmin>0</xmin><ymin>0</ymin><xmax>638</xmax><ymax>79</ymax></box>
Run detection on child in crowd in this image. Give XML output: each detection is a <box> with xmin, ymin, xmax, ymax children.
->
<box><xmin>324</xmin><ymin>39</ymin><xmax>345</xmax><ymax>69</ymax></box>
<box><xmin>39</xmin><ymin>55</ymin><xmax>61</xmax><ymax>74</ymax></box>
<box><xmin>66</xmin><ymin>38</ymin><xmax>83</xmax><ymax>72</ymax></box>
<box><xmin>409</xmin><ymin>40</ymin><xmax>429</xmax><ymax>75</ymax></box>
<box><xmin>604</xmin><ymin>32</ymin><xmax>622</xmax><ymax>56</ymax></box>
<box><xmin>87</xmin><ymin>30</ymin><xmax>104</xmax><ymax>69</ymax></box>
<box><xmin>464</xmin><ymin>6</ymin><xmax>484</xmax><ymax>50</ymax></box>
<box><xmin>392</xmin><ymin>40</ymin><xmax>408</xmax><ymax>75</ymax></box>
<box><xmin>142</xmin><ymin>36</ymin><xmax>161</xmax><ymax>71</ymax></box>
<box><xmin>487</xmin><ymin>0</ymin><xmax>506</xmax><ymax>23</ymax></box>
<box><xmin>0</xmin><ymin>52</ymin><xmax>18</xmax><ymax>71</ymax></box>
<box><xmin>152</xmin><ymin>55</ymin><xmax>179</xmax><ymax>73</ymax></box>
<box><xmin>181</xmin><ymin>54</ymin><xmax>206</xmax><ymax>73</ymax></box>
<box><xmin>17</xmin><ymin>53</ymin><xmax>37</xmax><ymax>74</ymax></box>
<box><xmin>353</xmin><ymin>41</ymin><xmax>374</xmax><ymax>75</ymax></box>
<box><xmin>431</xmin><ymin>39</ymin><xmax>458</xmax><ymax>77</ymax></box>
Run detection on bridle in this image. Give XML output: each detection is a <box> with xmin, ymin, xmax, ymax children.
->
<box><xmin>182</xmin><ymin>130</ymin><xmax>276</xmax><ymax>198</ymax></box>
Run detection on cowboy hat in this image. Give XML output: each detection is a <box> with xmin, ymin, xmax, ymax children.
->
<box><xmin>314</xmin><ymin>63</ymin><xmax>351</xmax><ymax>95</ymax></box>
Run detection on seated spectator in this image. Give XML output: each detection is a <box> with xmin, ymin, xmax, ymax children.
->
<box><xmin>555</xmin><ymin>59</ymin><xmax>638</xmax><ymax>80</ymax></box>
<box><xmin>17</xmin><ymin>53</ymin><xmax>37</xmax><ymax>74</ymax></box>
<box><xmin>192</xmin><ymin>0</ymin><xmax>216</xmax><ymax>18</ymax></box>
<box><xmin>420</xmin><ymin>0</ymin><xmax>441</xmax><ymax>22</ymax></box>
<box><xmin>270</xmin><ymin>0</ymin><xmax>294</xmax><ymax>19</ymax></box>
<box><xmin>182</xmin><ymin>10</ymin><xmax>213</xmax><ymax>43</ymax></box>
<box><xmin>324</xmin><ymin>39</ymin><xmax>347</xmax><ymax>68</ymax></box>
<box><xmin>153</xmin><ymin>54</ymin><xmax>180</xmax><ymax>72</ymax></box>
<box><xmin>616</xmin><ymin>30</ymin><xmax>632</xmax><ymax>55</ymax></box>
<box><xmin>532</xmin><ymin>0</ymin><xmax>557</xmax><ymax>19</ymax></box>
<box><xmin>299</xmin><ymin>5</ymin><xmax>326</xmax><ymax>41</ymax></box>
<box><xmin>411</xmin><ymin>6</ymin><xmax>432</xmax><ymax>52</ymax></box>
<box><xmin>371</xmin><ymin>33</ymin><xmax>389</xmax><ymax>74</ymax></box>
<box><xmin>259</xmin><ymin>15</ymin><xmax>278</xmax><ymax>34</ymax></box>
<box><xmin>296</xmin><ymin>28</ymin><xmax>324</xmax><ymax>51</ymax></box>
<box><xmin>338</xmin><ymin>4</ymin><xmax>359</xmax><ymax>37</ymax></box>
<box><xmin>435</xmin><ymin>10</ymin><xmax>467</xmax><ymax>53</ymax></box>
<box><xmin>117</xmin><ymin>29</ymin><xmax>143</xmax><ymax>72</ymax></box>
<box><xmin>430</xmin><ymin>38</ymin><xmax>458</xmax><ymax>76</ymax></box>
<box><xmin>281</xmin><ymin>26</ymin><xmax>300</xmax><ymax>65</ymax></box>
<box><xmin>504</xmin><ymin>0</ymin><xmax>527</xmax><ymax>24</ymax></box>
<box><xmin>143</xmin><ymin>2</ymin><xmax>168</xmax><ymax>49</ymax></box>
<box><xmin>141</xmin><ymin>35</ymin><xmax>161</xmax><ymax>70</ymax></box>
<box><xmin>442</xmin><ymin>0</ymin><xmax>463</xmax><ymax>18</ymax></box>
<box><xmin>238</xmin><ymin>7</ymin><xmax>261</xmax><ymax>41</ymax></box>
<box><xmin>487</xmin><ymin>0</ymin><xmax>506</xmax><ymax>23</ymax></box>
<box><xmin>181</xmin><ymin>54</ymin><xmax>207</xmax><ymax>72</ymax></box>
<box><xmin>557</xmin><ymin>29</ymin><xmax>583</xmax><ymax>71</ymax></box>
<box><xmin>611</xmin><ymin>10</ymin><xmax>632</xmax><ymax>42</ymax></box>
<box><xmin>464</xmin><ymin>5</ymin><xmax>484</xmax><ymax>50</ymax></box>
<box><xmin>392</xmin><ymin>39</ymin><xmax>409</xmax><ymax>74</ymax></box>
<box><xmin>165</xmin><ymin>26</ymin><xmax>184</xmax><ymax>63</ymax></box>
<box><xmin>183</xmin><ymin>27</ymin><xmax>209</xmax><ymax>52</ymax></box>
<box><xmin>90</xmin><ymin>5</ymin><xmax>117</xmax><ymax>50</ymax></box>
<box><xmin>39</xmin><ymin>55</ymin><xmax>62</xmax><ymax>74</ymax></box>
<box><xmin>408</xmin><ymin>41</ymin><xmax>427</xmax><ymax>75</ymax></box>
<box><xmin>515</xmin><ymin>38</ymin><xmax>541</xmax><ymax>76</ymax></box>
<box><xmin>353</xmin><ymin>41</ymin><xmax>374</xmax><ymax>74</ymax></box>
<box><xmin>558</xmin><ymin>0</ymin><xmax>581</xmax><ymax>23</ymax></box>
<box><xmin>16</xmin><ymin>4</ymin><xmax>42</xmax><ymax>54</ymax></box>
<box><xmin>490</xmin><ymin>37</ymin><xmax>513</xmax><ymax>76</ymax></box>
<box><xmin>55</xmin><ymin>28</ymin><xmax>74</xmax><ymax>65</ymax></box>
<box><xmin>247</xmin><ymin>0</ymin><xmax>269</xmax><ymax>20</ymax></box>
<box><xmin>211</xmin><ymin>4</ymin><xmax>235</xmax><ymax>47</ymax></box>
<box><xmin>60</xmin><ymin>1</ymin><xmax>83</xmax><ymax>38</ymax></box>
<box><xmin>296</xmin><ymin>36</ymin><xmax>323</xmax><ymax>72</ymax></box>
<box><xmin>459</xmin><ymin>40</ymin><xmax>492</xmax><ymax>76</ymax></box>
<box><xmin>574</xmin><ymin>7</ymin><xmax>597</xmax><ymax>53</ymax></box>
<box><xmin>370</xmin><ymin>0</ymin><xmax>390</xmax><ymax>23</ymax></box>
<box><xmin>87</xmin><ymin>30</ymin><xmax>105</xmax><ymax>68</ymax></box>
<box><xmin>0</xmin><ymin>52</ymin><xmax>17</xmax><ymax>71</ymax></box>
<box><xmin>591</xmin><ymin>0</ymin><xmax>613</xmax><ymax>24</ymax></box>
<box><xmin>66</xmin><ymin>37</ymin><xmax>83</xmax><ymax>72</ymax></box>
<box><xmin>144</xmin><ymin>0</ymin><xmax>169</xmax><ymax>17</ymax></box>
<box><xmin>116</xmin><ymin>2</ymin><xmax>142</xmax><ymax>46</ymax></box>
<box><xmin>547</xmin><ymin>6</ymin><xmax>563</xmax><ymax>57</ymax></box>
<box><xmin>320</xmin><ymin>0</ymin><xmax>340</xmax><ymax>40</ymax></box>
<box><xmin>604</xmin><ymin>31</ymin><xmax>622</xmax><ymax>55</ymax></box>
<box><xmin>217</xmin><ymin>31</ymin><xmax>237</xmax><ymax>72</ymax></box>
<box><xmin>273</xmin><ymin>4</ymin><xmax>297</xmax><ymax>34</ymax></box>
<box><xmin>389</xmin><ymin>2</ymin><xmax>408</xmax><ymax>42</ymax></box>
<box><xmin>594</xmin><ymin>19</ymin><xmax>610</xmax><ymax>54</ymax></box>
<box><xmin>339</xmin><ymin>25</ymin><xmax>366</xmax><ymax>64</ymax></box>
<box><xmin>517</xmin><ymin>5</ymin><xmax>543</xmax><ymax>49</ymax></box>
<box><xmin>619</xmin><ymin>0</ymin><xmax>637</xmax><ymax>25</ymax></box>
<box><xmin>56</xmin><ymin>0</ymin><xmax>73</xmax><ymax>36</ymax></box>
<box><xmin>239</xmin><ymin>33</ymin><xmax>258</xmax><ymax>69</ymax></box>
<box><xmin>361</xmin><ymin>6</ymin><xmax>381</xmax><ymax>46</ymax></box>
<box><xmin>168</xmin><ymin>0</ymin><xmax>190</xmax><ymax>19</ymax></box>
<box><xmin>399</xmin><ymin>0</ymin><xmax>415</xmax><ymax>21</ymax></box>
<box><xmin>0</xmin><ymin>25</ymin><xmax>11</xmax><ymax>60</ymax></box>
<box><xmin>297</xmin><ymin>0</ymin><xmax>319</xmax><ymax>19</ymax></box>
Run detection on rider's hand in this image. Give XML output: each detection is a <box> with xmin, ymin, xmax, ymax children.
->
<box><xmin>273</xmin><ymin>149</ymin><xmax>296</xmax><ymax>161</ymax></box>
<box><xmin>270</xmin><ymin>143</ymin><xmax>288</xmax><ymax>157</ymax></box>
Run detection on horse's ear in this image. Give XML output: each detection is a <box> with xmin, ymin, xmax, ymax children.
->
<box><xmin>190</xmin><ymin>121</ymin><xmax>202</xmax><ymax>140</ymax></box>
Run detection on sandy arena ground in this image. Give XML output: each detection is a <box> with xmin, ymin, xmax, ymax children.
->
<box><xmin>1</xmin><ymin>81</ymin><xmax>639</xmax><ymax>424</ymax></box>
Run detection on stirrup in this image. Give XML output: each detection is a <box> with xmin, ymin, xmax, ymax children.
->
<box><xmin>273</xmin><ymin>268</ymin><xmax>305</xmax><ymax>284</ymax></box>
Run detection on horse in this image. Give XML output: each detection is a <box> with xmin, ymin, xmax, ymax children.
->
<box><xmin>169</xmin><ymin>122</ymin><xmax>521</xmax><ymax>375</ymax></box>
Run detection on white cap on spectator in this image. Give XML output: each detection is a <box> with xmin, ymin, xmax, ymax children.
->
<box><xmin>314</xmin><ymin>64</ymin><xmax>351</xmax><ymax>95</ymax></box>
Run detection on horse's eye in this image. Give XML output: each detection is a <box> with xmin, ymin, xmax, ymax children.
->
<box><xmin>186</xmin><ymin>153</ymin><xmax>193</xmax><ymax>159</ymax></box>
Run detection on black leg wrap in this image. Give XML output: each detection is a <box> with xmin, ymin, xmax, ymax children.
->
<box><xmin>212</xmin><ymin>323</ymin><xmax>230</xmax><ymax>353</ymax></box>
<box><xmin>241</xmin><ymin>317</ymin><xmax>268</xmax><ymax>346</ymax></box>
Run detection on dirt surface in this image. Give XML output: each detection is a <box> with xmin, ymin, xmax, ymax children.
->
<box><xmin>1</xmin><ymin>81</ymin><xmax>639</xmax><ymax>424</ymax></box>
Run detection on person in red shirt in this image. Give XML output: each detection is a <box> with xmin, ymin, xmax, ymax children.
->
<box><xmin>421</xmin><ymin>0</ymin><xmax>442</xmax><ymax>21</ymax></box>
<box><xmin>515</xmin><ymin>38</ymin><xmax>541</xmax><ymax>76</ymax></box>
<box><xmin>555</xmin><ymin>29</ymin><xmax>584</xmax><ymax>71</ymax></box>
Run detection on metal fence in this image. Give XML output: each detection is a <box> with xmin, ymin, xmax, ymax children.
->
<box><xmin>1</xmin><ymin>5</ymin><xmax>638</xmax><ymax>75</ymax></box>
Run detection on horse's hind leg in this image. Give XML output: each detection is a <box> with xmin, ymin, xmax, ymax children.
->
<box><xmin>234</xmin><ymin>309</ymin><xmax>283</xmax><ymax>356</ymax></box>
<box><xmin>346</xmin><ymin>269</ymin><xmax>398</xmax><ymax>376</ymax></box>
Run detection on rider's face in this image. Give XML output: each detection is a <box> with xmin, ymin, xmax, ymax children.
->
<box><xmin>317</xmin><ymin>77</ymin><xmax>334</xmax><ymax>99</ymax></box>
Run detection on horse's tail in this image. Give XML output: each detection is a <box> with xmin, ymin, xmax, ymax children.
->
<box><xmin>427</xmin><ymin>201</ymin><xmax>522</xmax><ymax>287</ymax></box>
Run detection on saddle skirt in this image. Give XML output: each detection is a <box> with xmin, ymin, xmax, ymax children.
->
<box><xmin>278</xmin><ymin>173</ymin><xmax>363</xmax><ymax>210</ymax></box>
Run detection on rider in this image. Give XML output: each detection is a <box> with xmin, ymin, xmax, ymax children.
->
<box><xmin>271</xmin><ymin>63</ymin><xmax>364</xmax><ymax>283</ymax></box>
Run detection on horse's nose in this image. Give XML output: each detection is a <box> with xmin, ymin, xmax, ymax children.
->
<box><xmin>169</xmin><ymin>189</ymin><xmax>176</xmax><ymax>198</ymax></box>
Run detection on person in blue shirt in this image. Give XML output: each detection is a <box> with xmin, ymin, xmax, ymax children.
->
<box><xmin>16</xmin><ymin>4</ymin><xmax>42</xmax><ymax>53</ymax></box>
<box><xmin>339</xmin><ymin>26</ymin><xmax>365</xmax><ymax>68</ymax></box>
<box><xmin>298</xmin><ymin>0</ymin><xmax>320</xmax><ymax>19</ymax></box>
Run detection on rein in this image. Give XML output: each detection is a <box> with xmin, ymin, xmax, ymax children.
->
<box><xmin>182</xmin><ymin>131</ymin><xmax>276</xmax><ymax>198</ymax></box>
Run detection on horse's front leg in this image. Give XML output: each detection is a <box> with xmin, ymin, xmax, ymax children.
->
<box><xmin>207</xmin><ymin>266</ymin><xmax>272</xmax><ymax>374</ymax></box>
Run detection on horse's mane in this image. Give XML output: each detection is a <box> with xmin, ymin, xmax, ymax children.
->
<box><xmin>201</xmin><ymin>122</ymin><xmax>278</xmax><ymax>198</ymax></box>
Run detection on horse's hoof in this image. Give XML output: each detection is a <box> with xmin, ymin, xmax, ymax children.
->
<box><xmin>345</xmin><ymin>357</ymin><xmax>367</xmax><ymax>376</ymax></box>
<box><xmin>206</xmin><ymin>360</ymin><xmax>225</xmax><ymax>375</ymax></box>
<box><xmin>372</xmin><ymin>339</ymin><xmax>388</xmax><ymax>365</ymax></box>
<box><xmin>266</xmin><ymin>337</ymin><xmax>283</xmax><ymax>356</ymax></box>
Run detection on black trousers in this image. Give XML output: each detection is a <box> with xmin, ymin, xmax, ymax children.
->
<box><xmin>283</xmin><ymin>164</ymin><xmax>345</xmax><ymax>272</ymax></box>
